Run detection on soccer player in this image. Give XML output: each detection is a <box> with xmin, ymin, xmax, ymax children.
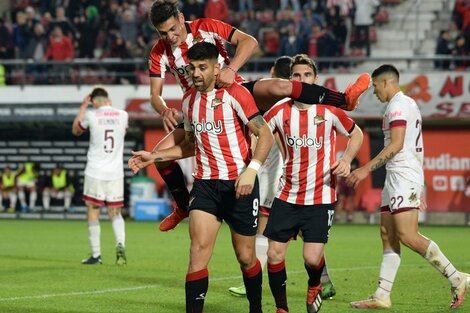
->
<box><xmin>16</xmin><ymin>162</ymin><xmax>38</xmax><ymax>212</ymax></box>
<box><xmin>146</xmin><ymin>0</ymin><xmax>370</xmax><ymax>232</ymax></box>
<box><xmin>347</xmin><ymin>64</ymin><xmax>470</xmax><ymax>309</ymax></box>
<box><xmin>0</xmin><ymin>166</ymin><xmax>18</xmax><ymax>213</ymax></box>
<box><xmin>41</xmin><ymin>164</ymin><xmax>74</xmax><ymax>212</ymax></box>
<box><xmin>72</xmin><ymin>87</ymin><xmax>129</xmax><ymax>266</ymax></box>
<box><xmin>129</xmin><ymin>42</ymin><xmax>273</xmax><ymax>313</ymax></box>
<box><xmin>228</xmin><ymin>56</ymin><xmax>338</xmax><ymax>300</ymax></box>
<box><xmin>263</xmin><ymin>54</ymin><xmax>364</xmax><ymax>313</ymax></box>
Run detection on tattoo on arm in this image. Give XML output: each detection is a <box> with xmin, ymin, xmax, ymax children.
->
<box><xmin>251</xmin><ymin>115</ymin><xmax>266</xmax><ymax>129</ymax></box>
<box><xmin>371</xmin><ymin>151</ymin><xmax>396</xmax><ymax>171</ymax></box>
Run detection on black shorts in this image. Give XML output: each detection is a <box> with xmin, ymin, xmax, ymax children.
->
<box><xmin>263</xmin><ymin>198</ymin><xmax>335</xmax><ymax>243</ymax></box>
<box><xmin>188</xmin><ymin>178</ymin><xmax>259</xmax><ymax>236</ymax></box>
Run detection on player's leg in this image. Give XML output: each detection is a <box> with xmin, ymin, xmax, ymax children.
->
<box><xmin>186</xmin><ymin>209</ymin><xmax>221</xmax><ymax>313</ymax></box>
<box><xmin>17</xmin><ymin>185</ymin><xmax>27</xmax><ymax>211</ymax></box>
<box><xmin>153</xmin><ymin>127</ymin><xmax>190</xmax><ymax>231</ymax></box>
<box><xmin>0</xmin><ymin>191</ymin><xmax>4</xmax><ymax>211</ymax></box>
<box><xmin>82</xmin><ymin>175</ymin><xmax>105</xmax><ymax>264</ymax></box>
<box><xmin>303</xmin><ymin>243</ymin><xmax>325</xmax><ymax>313</ymax></box>
<box><xmin>8</xmin><ymin>189</ymin><xmax>17</xmax><ymax>212</ymax></box>
<box><xmin>63</xmin><ymin>189</ymin><xmax>73</xmax><ymax>212</ymax></box>
<box><xmin>248</xmin><ymin>74</ymin><xmax>370</xmax><ymax>112</ymax></box>
<box><xmin>266</xmin><ymin>239</ymin><xmax>290</xmax><ymax>312</ymax></box>
<box><xmin>393</xmin><ymin>210</ymin><xmax>469</xmax><ymax>308</ymax></box>
<box><xmin>42</xmin><ymin>187</ymin><xmax>51</xmax><ymax>211</ymax></box>
<box><xmin>320</xmin><ymin>255</ymin><xmax>337</xmax><ymax>299</ymax></box>
<box><xmin>28</xmin><ymin>186</ymin><xmax>37</xmax><ymax>211</ymax></box>
<box><xmin>104</xmin><ymin>177</ymin><xmax>126</xmax><ymax>265</ymax></box>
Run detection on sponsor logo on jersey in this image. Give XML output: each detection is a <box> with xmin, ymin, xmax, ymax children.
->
<box><xmin>192</xmin><ymin>119</ymin><xmax>223</xmax><ymax>134</ymax></box>
<box><xmin>285</xmin><ymin>134</ymin><xmax>323</xmax><ymax>150</ymax></box>
<box><xmin>211</xmin><ymin>97</ymin><xmax>223</xmax><ymax>109</ymax></box>
<box><xmin>313</xmin><ymin>115</ymin><xmax>325</xmax><ymax>126</ymax></box>
<box><xmin>171</xmin><ymin>64</ymin><xmax>192</xmax><ymax>77</ymax></box>
<box><xmin>192</xmin><ymin>36</ymin><xmax>204</xmax><ymax>44</ymax></box>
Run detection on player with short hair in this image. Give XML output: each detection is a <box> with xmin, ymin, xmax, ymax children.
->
<box><xmin>0</xmin><ymin>166</ymin><xmax>18</xmax><ymax>213</ymax></box>
<box><xmin>129</xmin><ymin>41</ymin><xmax>273</xmax><ymax>313</ymax></box>
<box><xmin>347</xmin><ymin>64</ymin><xmax>470</xmax><ymax>309</ymax></box>
<box><xmin>146</xmin><ymin>0</ymin><xmax>370</xmax><ymax>232</ymax></box>
<box><xmin>72</xmin><ymin>86</ymin><xmax>129</xmax><ymax>266</ymax></box>
<box><xmin>263</xmin><ymin>54</ymin><xmax>364</xmax><ymax>313</ymax></box>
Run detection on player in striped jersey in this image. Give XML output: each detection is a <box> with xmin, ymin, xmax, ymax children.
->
<box><xmin>72</xmin><ymin>87</ymin><xmax>129</xmax><ymax>266</ymax></box>
<box><xmin>146</xmin><ymin>0</ymin><xmax>370</xmax><ymax>232</ymax></box>
<box><xmin>348</xmin><ymin>64</ymin><xmax>469</xmax><ymax>310</ymax></box>
<box><xmin>263</xmin><ymin>55</ymin><xmax>364</xmax><ymax>313</ymax></box>
<box><xmin>130</xmin><ymin>42</ymin><xmax>273</xmax><ymax>313</ymax></box>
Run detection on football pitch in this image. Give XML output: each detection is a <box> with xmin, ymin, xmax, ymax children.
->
<box><xmin>0</xmin><ymin>220</ymin><xmax>469</xmax><ymax>313</ymax></box>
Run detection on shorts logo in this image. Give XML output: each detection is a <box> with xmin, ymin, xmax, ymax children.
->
<box><xmin>285</xmin><ymin>134</ymin><xmax>323</xmax><ymax>150</ymax></box>
<box><xmin>211</xmin><ymin>97</ymin><xmax>223</xmax><ymax>109</ymax></box>
<box><xmin>192</xmin><ymin>119</ymin><xmax>223</xmax><ymax>134</ymax></box>
<box><xmin>314</xmin><ymin>115</ymin><xmax>326</xmax><ymax>126</ymax></box>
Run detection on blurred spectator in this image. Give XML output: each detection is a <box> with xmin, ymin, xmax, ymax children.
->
<box><xmin>317</xmin><ymin>24</ymin><xmax>341</xmax><ymax>70</ymax></box>
<box><xmin>182</xmin><ymin>0</ymin><xmax>204</xmax><ymax>21</ymax></box>
<box><xmin>454</xmin><ymin>0</ymin><xmax>470</xmax><ymax>32</ymax></box>
<box><xmin>335</xmin><ymin>158</ymin><xmax>359</xmax><ymax>223</ymax></box>
<box><xmin>49</xmin><ymin>6</ymin><xmax>77</xmax><ymax>42</ymax></box>
<box><xmin>107</xmin><ymin>33</ymin><xmax>135</xmax><ymax>84</ymax></box>
<box><xmin>238</xmin><ymin>0</ymin><xmax>253</xmax><ymax>13</ymax></box>
<box><xmin>74</xmin><ymin>6</ymin><xmax>100</xmax><ymax>58</ymax></box>
<box><xmin>297</xmin><ymin>8</ymin><xmax>317</xmax><ymax>54</ymax></box>
<box><xmin>308</xmin><ymin>23</ymin><xmax>323</xmax><ymax>57</ymax></box>
<box><xmin>353</xmin><ymin>0</ymin><xmax>379</xmax><ymax>56</ymax></box>
<box><xmin>434</xmin><ymin>30</ymin><xmax>452</xmax><ymax>70</ymax></box>
<box><xmin>102</xmin><ymin>0</ymin><xmax>121</xmax><ymax>33</ymax></box>
<box><xmin>326</xmin><ymin>0</ymin><xmax>353</xmax><ymax>55</ymax></box>
<box><xmin>277</xmin><ymin>7</ymin><xmax>296</xmax><ymax>41</ymax></box>
<box><xmin>204</xmin><ymin>0</ymin><xmax>229</xmax><ymax>22</ymax></box>
<box><xmin>44</xmin><ymin>25</ymin><xmax>74</xmax><ymax>83</ymax></box>
<box><xmin>452</xmin><ymin>35</ymin><xmax>469</xmax><ymax>70</ymax></box>
<box><xmin>279</xmin><ymin>25</ymin><xmax>300</xmax><ymax>56</ymax></box>
<box><xmin>0</xmin><ymin>18</ymin><xmax>13</xmax><ymax>59</ymax></box>
<box><xmin>280</xmin><ymin>0</ymin><xmax>300</xmax><ymax>12</ymax></box>
<box><xmin>25</xmin><ymin>6</ymin><xmax>40</xmax><ymax>31</ymax></box>
<box><xmin>239</xmin><ymin>10</ymin><xmax>262</xmax><ymax>38</ymax></box>
<box><xmin>117</xmin><ymin>9</ymin><xmax>138</xmax><ymax>46</ymax></box>
<box><xmin>0</xmin><ymin>166</ymin><xmax>18</xmax><ymax>213</ymax></box>
<box><xmin>42</xmin><ymin>164</ymin><xmax>75</xmax><ymax>212</ymax></box>
<box><xmin>24</xmin><ymin>23</ymin><xmax>48</xmax><ymax>83</ymax></box>
<box><xmin>16</xmin><ymin>162</ymin><xmax>38</xmax><ymax>212</ymax></box>
<box><xmin>12</xmin><ymin>11</ymin><xmax>31</xmax><ymax>59</ymax></box>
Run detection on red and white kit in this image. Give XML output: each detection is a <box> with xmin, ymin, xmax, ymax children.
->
<box><xmin>265</xmin><ymin>101</ymin><xmax>355</xmax><ymax>205</ymax></box>
<box><xmin>182</xmin><ymin>83</ymin><xmax>259</xmax><ymax>180</ymax></box>
<box><xmin>148</xmin><ymin>18</ymin><xmax>244</xmax><ymax>92</ymax></box>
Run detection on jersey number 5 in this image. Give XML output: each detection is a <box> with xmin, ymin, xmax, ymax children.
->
<box><xmin>104</xmin><ymin>129</ymin><xmax>115</xmax><ymax>153</ymax></box>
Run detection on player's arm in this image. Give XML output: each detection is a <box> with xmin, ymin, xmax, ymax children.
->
<box><xmin>218</xmin><ymin>29</ymin><xmax>258</xmax><ymax>87</ymax></box>
<box><xmin>129</xmin><ymin>131</ymin><xmax>195</xmax><ymax>174</ymax></box>
<box><xmin>72</xmin><ymin>95</ymin><xmax>90</xmax><ymax>136</ymax></box>
<box><xmin>347</xmin><ymin>126</ymin><xmax>405</xmax><ymax>188</ymax></box>
<box><xmin>235</xmin><ymin>115</ymin><xmax>273</xmax><ymax>198</ymax></box>
<box><xmin>331</xmin><ymin>125</ymin><xmax>363</xmax><ymax>177</ymax></box>
<box><xmin>150</xmin><ymin>77</ymin><xmax>179</xmax><ymax>133</ymax></box>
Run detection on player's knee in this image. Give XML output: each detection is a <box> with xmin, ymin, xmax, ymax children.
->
<box><xmin>304</xmin><ymin>254</ymin><xmax>323</xmax><ymax>268</ymax></box>
<box><xmin>267</xmin><ymin>248</ymin><xmax>284</xmax><ymax>264</ymax></box>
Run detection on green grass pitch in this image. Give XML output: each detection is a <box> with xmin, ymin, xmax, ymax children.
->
<box><xmin>0</xmin><ymin>220</ymin><xmax>469</xmax><ymax>313</ymax></box>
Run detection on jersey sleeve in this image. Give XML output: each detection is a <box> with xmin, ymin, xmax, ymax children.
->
<box><xmin>79</xmin><ymin>109</ymin><xmax>91</xmax><ymax>131</ymax></box>
<box><xmin>264</xmin><ymin>100</ymin><xmax>287</xmax><ymax>133</ymax></box>
<box><xmin>228</xmin><ymin>83</ymin><xmax>260</xmax><ymax>124</ymax></box>
<box><xmin>148</xmin><ymin>41</ymin><xmax>168</xmax><ymax>78</ymax></box>
<box><xmin>328</xmin><ymin>106</ymin><xmax>355</xmax><ymax>136</ymax></box>
<box><xmin>387</xmin><ymin>100</ymin><xmax>407</xmax><ymax>129</ymax></box>
<box><xmin>197</xmin><ymin>18</ymin><xmax>236</xmax><ymax>43</ymax></box>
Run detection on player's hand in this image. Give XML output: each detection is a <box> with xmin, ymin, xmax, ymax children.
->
<box><xmin>161</xmin><ymin>107</ymin><xmax>180</xmax><ymax>133</ymax></box>
<box><xmin>81</xmin><ymin>95</ymin><xmax>91</xmax><ymax>107</ymax></box>
<box><xmin>217</xmin><ymin>67</ymin><xmax>236</xmax><ymax>88</ymax></box>
<box><xmin>235</xmin><ymin>168</ymin><xmax>257</xmax><ymax>199</ymax></box>
<box><xmin>331</xmin><ymin>158</ymin><xmax>351</xmax><ymax>177</ymax></box>
<box><xmin>346</xmin><ymin>166</ymin><xmax>369</xmax><ymax>188</ymax></box>
<box><xmin>128</xmin><ymin>150</ymin><xmax>156</xmax><ymax>174</ymax></box>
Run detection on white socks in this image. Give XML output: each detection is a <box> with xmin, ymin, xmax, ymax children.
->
<box><xmin>255</xmin><ymin>234</ymin><xmax>268</xmax><ymax>270</ymax></box>
<box><xmin>320</xmin><ymin>256</ymin><xmax>332</xmax><ymax>284</ymax></box>
<box><xmin>375</xmin><ymin>250</ymin><xmax>401</xmax><ymax>300</ymax></box>
<box><xmin>29</xmin><ymin>191</ymin><xmax>37</xmax><ymax>209</ymax></box>
<box><xmin>111</xmin><ymin>214</ymin><xmax>125</xmax><ymax>247</ymax></box>
<box><xmin>18</xmin><ymin>190</ymin><xmax>26</xmax><ymax>207</ymax></box>
<box><xmin>424</xmin><ymin>240</ymin><xmax>461</xmax><ymax>287</ymax></box>
<box><xmin>88</xmin><ymin>220</ymin><xmax>101</xmax><ymax>258</ymax></box>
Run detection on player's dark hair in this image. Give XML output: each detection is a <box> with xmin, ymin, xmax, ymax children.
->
<box><xmin>149</xmin><ymin>0</ymin><xmax>180</xmax><ymax>27</ymax></box>
<box><xmin>90</xmin><ymin>87</ymin><xmax>108</xmax><ymax>99</ymax></box>
<box><xmin>290</xmin><ymin>54</ymin><xmax>318</xmax><ymax>77</ymax></box>
<box><xmin>187</xmin><ymin>42</ymin><xmax>219</xmax><ymax>61</ymax></box>
<box><xmin>372</xmin><ymin>64</ymin><xmax>400</xmax><ymax>81</ymax></box>
<box><xmin>272</xmin><ymin>56</ymin><xmax>292</xmax><ymax>79</ymax></box>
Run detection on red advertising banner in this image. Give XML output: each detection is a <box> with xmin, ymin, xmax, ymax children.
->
<box><xmin>423</xmin><ymin>129</ymin><xmax>470</xmax><ymax>212</ymax></box>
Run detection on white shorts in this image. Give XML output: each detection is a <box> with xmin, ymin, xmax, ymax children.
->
<box><xmin>83</xmin><ymin>175</ymin><xmax>124</xmax><ymax>208</ymax></box>
<box><xmin>17</xmin><ymin>181</ymin><xmax>36</xmax><ymax>188</ymax></box>
<box><xmin>258</xmin><ymin>163</ymin><xmax>282</xmax><ymax>211</ymax></box>
<box><xmin>381</xmin><ymin>171</ymin><xmax>424</xmax><ymax>214</ymax></box>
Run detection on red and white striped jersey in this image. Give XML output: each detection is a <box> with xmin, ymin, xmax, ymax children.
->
<box><xmin>78</xmin><ymin>106</ymin><xmax>128</xmax><ymax>181</ymax></box>
<box><xmin>265</xmin><ymin>101</ymin><xmax>355</xmax><ymax>205</ymax></box>
<box><xmin>382</xmin><ymin>91</ymin><xmax>424</xmax><ymax>183</ymax></box>
<box><xmin>182</xmin><ymin>84</ymin><xmax>259</xmax><ymax>180</ymax></box>
<box><xmin>148</xmin><ymin>18</ymin><xmax>244</xmax><ymax>92</ymax></box>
